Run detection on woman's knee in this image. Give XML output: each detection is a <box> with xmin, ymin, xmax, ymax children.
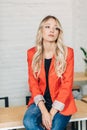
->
<box><xmin>23</xmin><ymin>104</ymin><xmax>42</xmax><ymax>129</ymax></box>
<box><xmin>23</xmin><ymin>114</ymin><xmax>35</xmax><ymax>129</ymax></box>
<box><xmin>52</xmin><ymin>113</ymin><xmax>71</xmax><ymax>130</ymax></box>
<box><xmin>23</xmin><ymin>114</ymin><xmax>30</xmax><ymax>128</ymax></box>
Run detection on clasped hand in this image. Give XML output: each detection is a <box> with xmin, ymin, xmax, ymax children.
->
<box><xmin>42</xmin><ymin>108</ymin><xmax>57</xmax><ymax>130</ymax></box>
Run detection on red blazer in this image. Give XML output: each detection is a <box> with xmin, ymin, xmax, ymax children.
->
<box><xmin>27</xmin><ymin>47</ymin><xmax>77</xmax><ymax>115</ymax></box>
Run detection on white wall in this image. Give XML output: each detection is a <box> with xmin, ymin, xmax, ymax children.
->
<box><xmin>72</xmin><ymin>0</ymin><xmax>87</xmax><ymax>71</ymax></box>
<box><xmin>0</xmin><ymin>0</ymin><xmax>87</xmax><ymax>106</ymax></box>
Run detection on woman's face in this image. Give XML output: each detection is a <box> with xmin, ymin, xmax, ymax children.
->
<box><xmin>42</xmin><ymin>18</ymin><xmax>60</xmax><ymax>43</ymax></box>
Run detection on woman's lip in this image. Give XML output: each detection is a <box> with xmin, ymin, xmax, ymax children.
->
<box><xmin>48</xmin><ymin>34</ymin><xmax>54</xmax><ymax>37</ymax></box>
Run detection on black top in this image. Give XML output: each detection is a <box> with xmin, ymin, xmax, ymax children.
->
<box><xmin>44</xmin><ymin>58</ymin><xmax>52</xmax><ymax>111</ymax></box>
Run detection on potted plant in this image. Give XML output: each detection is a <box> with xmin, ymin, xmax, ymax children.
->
<box><xmin>80</xmin><ymin>47</ymin><xmax>87</xmax><ymax>76</ymax></box>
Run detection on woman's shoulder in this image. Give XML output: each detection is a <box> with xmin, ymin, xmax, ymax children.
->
<box><xmin>27</xmin><ymin>46</ymin><xmax>36</xmax><ymax>56</ymax></box>
<box><xmin>67</xmin><ymin>46</ymin><xmax>74</xmax><ymax>53</ymax></box>
<box><xmin>66</xmin><ymin>46</ymin><xmax>74</xmax><ymax>61</ymax></box>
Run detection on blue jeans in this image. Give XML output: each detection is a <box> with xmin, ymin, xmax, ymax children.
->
<box><xmin>23</xmin><ymin>104</ymin><xmax>71</xmax><ymax>130</ymax></box>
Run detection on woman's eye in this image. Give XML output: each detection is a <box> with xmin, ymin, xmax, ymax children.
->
<box><xmin>55</xmin><ymin>27</ymin><xmax>59</xmax><ymax>30</ymax></box>
<box><xmin>45</xmin><ymin>26</ymin><xmax>50</xmax><ymax>28</ymax></box>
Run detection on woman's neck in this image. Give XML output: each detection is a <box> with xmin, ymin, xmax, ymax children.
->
<box><xmin>43</xmin><ymin>41</ymin><xmax>56</xmax><ymax>59</ymax></box>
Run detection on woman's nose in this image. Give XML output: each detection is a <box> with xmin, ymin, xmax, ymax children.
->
<box><xmin>50</xmin><ymin>27</ymin><xmax>54</xmax><ymax>33</ymax></box>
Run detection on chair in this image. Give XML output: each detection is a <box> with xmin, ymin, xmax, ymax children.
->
<box><xmin>0</xmin><ymin>97</ymin><xmax>9</xmax><ymax>107</ymax></box>
<box><xmin>26</xmin><ymin>96</ymin><xmax>31</xmax><ymax>105</ymax></box>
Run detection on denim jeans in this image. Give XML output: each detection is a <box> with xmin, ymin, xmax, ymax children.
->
<box><xmin>23</xmin><ymin>103</ymin><xmax>71</xmax><ymax>130</ymax></box>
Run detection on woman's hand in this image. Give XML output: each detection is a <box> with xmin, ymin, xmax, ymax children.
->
<box><xmin>38</xmin><ymin>101</ymin><xmax>52</xmax><ymax>130</ymax></box>
<box><xmin>50</xmin><ymin>107</ymin><xmax>58</xmax><ymax>120</ymax></box>
<box><xmin>42</xmin><ymin>111</ymin><xmax>52</xmax><ymax>130</ymax></box>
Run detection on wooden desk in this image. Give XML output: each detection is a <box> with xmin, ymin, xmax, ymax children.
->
<box><xmin>74</xmin><ymin>72</ymin><xmax>87</xmax><ymax>82</ymax></box>
<box><xmin>81</xmin><ymin>96</ymin><xmax>87</xmax><ymax>103</ymax></box>
<box><xmin>71</xmin><ymin>100</ymin><xmax>87</xmax><ymax>122</ymax></box>
<box><xmin>0</xmin><ymin>100</ymin><xmax>87</xmax><ymax>130</ymax></box>
<box><xmin>0</xmin><ymin>106</ymin><xmax>27</xmax><ymax>130</ymax></box>
<box><xmin>71</xmin><ymin>100</ymin><xmax>87</xmax><ymax>130</ymax></box>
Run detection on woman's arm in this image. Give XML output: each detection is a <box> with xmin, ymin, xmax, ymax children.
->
<box><xmin>38</xmin><ymin>101</ymin><xmax>52</xmax><ymax>130</ymax></box>
<box><xmin>27</xmin><ymin>48</ymin><xmax>45</xmax><ymax>105</ymax></box>
<box><xmin>52</xmin><ymin>48</ymin><xmax>74</xmax><ymax>112</ymax></box>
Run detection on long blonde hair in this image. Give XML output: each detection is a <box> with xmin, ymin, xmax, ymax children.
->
<box><xmin>32</xmin><ymin>15</ymin><xmax>67</xmax><ymax>78</ymax></box>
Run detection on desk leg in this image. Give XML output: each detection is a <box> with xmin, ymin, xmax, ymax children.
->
<box><xmin>78</xmin><ymin>121</ymin><xmax>81</xmax><ymax>130</ymax></box>
<box><xmin>82</xmin><ymin>121</ymin><xmax>86</xmax><ymax>130</ymax></box>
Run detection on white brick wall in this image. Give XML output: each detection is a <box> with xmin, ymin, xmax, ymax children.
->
<box><xmin>72</xmin><ymin>0</ymin><xmax>87</xmax><ymax>72</ymax></box>
<box><xmin>0</xmin><ymin>0</ymin><xmax>87</xmax><ymax>106</ymax></box>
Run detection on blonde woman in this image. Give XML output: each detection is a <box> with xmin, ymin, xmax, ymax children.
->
<box><xmin>23</xmin><ymin>15</ymin><xmax>77</xmax><ymax>130</ymax></box>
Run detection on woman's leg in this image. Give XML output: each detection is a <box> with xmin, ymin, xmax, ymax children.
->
<box><xmin>23</xmin><ymin>103</ymin><xmax>44</xmax><ymax>130</ymax></box>
<box><xmin>52</xmin><ymin>112</ymin><xmax>71</xmax><ymax>130</ymax></box>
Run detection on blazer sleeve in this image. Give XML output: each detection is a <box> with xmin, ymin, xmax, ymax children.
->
<box><xmin>27</xmin><ymin>49</ymin><xmax>45</xmax><ymax>105</ymax></box>
<box><xmin>52</xmin><ymin>48</ymin><xmax>74</xmax><ymax>111</ymax></box>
